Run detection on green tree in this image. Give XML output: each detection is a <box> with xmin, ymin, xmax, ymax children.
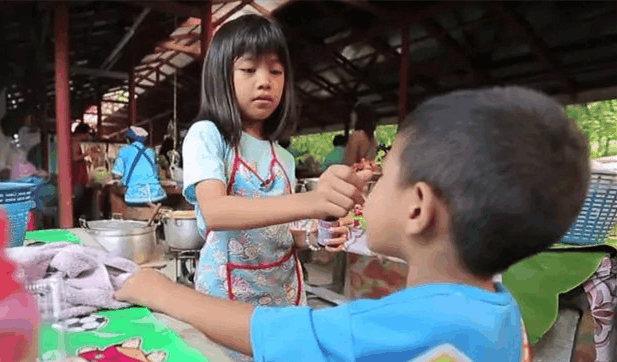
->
<box><xmin>290</xmin><ymin>124</ymin><xmax>398</xmax><ymax>164</ymax></box>
<box><xmin>567</xmin><ymin>99</ymin><xmax>617</xmax><ymax>158</ymax></box>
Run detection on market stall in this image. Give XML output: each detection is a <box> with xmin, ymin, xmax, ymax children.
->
<box><xmin>2</xmin><ymin>1</ymin><xmax>617</xmax><ymax>361</ymax></box>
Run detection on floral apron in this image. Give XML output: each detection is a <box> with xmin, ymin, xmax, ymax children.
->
<box><xmin>195</xmin><ymin>143</ymin><xmax>305</xmax><ymax>307</ymax></box>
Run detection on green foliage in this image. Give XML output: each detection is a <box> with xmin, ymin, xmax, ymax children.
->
<box><xmin>566</xmin><ymin>99</ymin><xmax>617</xmax><ymax>158</ymax></box>
<box><xmin>291</xmin><ymin>98</ymin><xmax>617</xmax><ymax>164</ymax></box>
<box><xmin>290</xmin><ymin>125</ymin><xmax>398</xmax><ymax>164</ymax></box>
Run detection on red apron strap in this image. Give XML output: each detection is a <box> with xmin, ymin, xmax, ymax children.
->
<box><xmin>269</xmin><ymin>143</ymin><xmax>292</xmax><ymax>193</ymax></box>
<box><xmin>225</xmin><ymin>246</ymin><xmax>303</xmax><ymax>304</ymax></box>
<box><xmin>227</xmin><ymin>147</ymin><xmax>241</xmax><ymax>194</ymax></box>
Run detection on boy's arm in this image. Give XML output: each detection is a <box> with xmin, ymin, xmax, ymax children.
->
<box><xmin>116</xmin><ymin>269</ymin><xmax>356</xmax><ymax>361</ymax></box>
<box><xmin>114</xmin><ymin>269</ymin><xmax>255</xmax><ymax>355</ymax></box>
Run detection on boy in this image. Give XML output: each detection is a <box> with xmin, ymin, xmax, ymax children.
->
<box><xmin>115</xmin><ymin>87</ymin><xmax>589</xmax><ymax>361</ymax></box>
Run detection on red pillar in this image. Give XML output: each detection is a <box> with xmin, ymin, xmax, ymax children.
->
<box><xmin>399</xmin><ymin>24</ymin><xmax>410</xmax><ymax>123</ymax></box>
<box><xmin>54</xmin><ymin>2</ymin><xmax>74</xmax><ymax>227</ymax></box>
<box><xmin>96</xmin><ymin>97</ymin><xmax>102</xmax><ymax>136</ymax></box>
<box><xmin>200</xmin><ymin>1</ymin><xmax>213</xmax><ymax>59</ymax></box>
<box><xmin>128</xmin><ymin>68</ymin><xmax>136</xmax><ymax>125</ymax></box>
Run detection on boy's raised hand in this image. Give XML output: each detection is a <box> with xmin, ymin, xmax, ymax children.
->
<box><xmin>310</xmin><ymin>165</ymin><xmax>373</xmax><ymax>219</ymax></box>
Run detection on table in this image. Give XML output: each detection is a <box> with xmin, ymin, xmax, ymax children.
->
<box><xmin>24</xmin><ymin>229</ymin><xmax>231</xmax><ymax>362</ymax></box>
<box><xmin>342</xmin><ymin>228</ymin><xmax>617</xmax><ymax>360</ymax></box>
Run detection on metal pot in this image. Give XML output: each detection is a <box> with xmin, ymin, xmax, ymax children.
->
<box><xmin>81</xmin><ymin>219</ymin><xmax>156</xmax><ymax>264</ymax></box>
<box><xmin>162</xmin><ymin>210</ymin><xmax>204</xmax><ymax>250</ymax></box>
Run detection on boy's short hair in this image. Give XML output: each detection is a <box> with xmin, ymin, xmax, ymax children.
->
<box><xmin>398</xmin><ymin>87</ymin><xmax>590</xmax><ymax>276</ymax></box>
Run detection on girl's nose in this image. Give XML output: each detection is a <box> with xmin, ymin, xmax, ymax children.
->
<box><xmin>256</xmin><ymin>69</ymin><xmax>272</xmax><ymax>89</ymax></box>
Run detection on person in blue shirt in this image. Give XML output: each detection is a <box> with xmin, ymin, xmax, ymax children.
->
<box><xmin>112</xmin><ymin>126</ymin><xmax>166</xmax><ymax>205</ymax></box>
<box><xmin>321</xmin><ymin>135</ymin><xmax>348</xmax><ymax>172</ymax></box>
<box><xmin>116</xmin><ymin>86</ymin><xmax>590</xmax><ymax>362</ymax></box>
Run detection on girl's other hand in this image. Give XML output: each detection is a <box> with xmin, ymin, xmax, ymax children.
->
<box><xmin>323</xmin><ymin>215</ymin><xmax>354</xmax><ymax>252</ymax></box>
<box><xmin>310</xmin><ymin>165</ymin><xmax>373</xmax><ymax>219</ymax></box>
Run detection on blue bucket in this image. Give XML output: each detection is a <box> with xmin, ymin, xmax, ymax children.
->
<box><xmin>0</xmin><ymin>182</ymin><xmax>36</xmax><ymax>247</ymax></box>
<box><xmin>561</xmin><ymin>172</ymin><xmax>617</xmax><ymax>245</ymax></box>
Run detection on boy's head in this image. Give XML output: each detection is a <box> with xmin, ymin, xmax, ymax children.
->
<box><xmin>333</xmin><ymin>135</ymin><xmax>347</xmax><ymax>147</ymax></box>
<box><xmin>365</xmin><ymin>87</ymin><xmax>589</xmax><ymax>277</ymax></box>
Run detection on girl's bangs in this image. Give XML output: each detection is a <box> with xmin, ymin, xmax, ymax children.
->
<box><xmin>232</xmin><ymin>23</ymin><xmax>288</xmax><ymax>63</ymax></box>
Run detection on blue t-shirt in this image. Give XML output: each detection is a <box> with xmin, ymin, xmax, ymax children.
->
<box><xmin>182</xmin><ymin>121</ymin><xmax>296</xmax><ymax>232</ymax></box>
<box><xmin>112</xmin><ymin>142</ymin><xmax>166</xmax><ymax>204</ymax></box>
<box><xmin>251</xmin><ymin>283</ymin><xmax>523</xmax><ymax>362</ymax></box>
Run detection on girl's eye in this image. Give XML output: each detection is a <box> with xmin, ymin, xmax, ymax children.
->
<box><xmin>240</xmin><ymin>68</ymin><xmax>256</xmax><ymax>74</ymax></box>
<box><xmin>270</xmin><ymin>69</ymin><xmax>284</xmax><ymax>75</ymax></box>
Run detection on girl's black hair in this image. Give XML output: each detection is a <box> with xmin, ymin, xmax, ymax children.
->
<box><xmin>354</xmin><ymin>103</ymin><xmax>377</xmax><ymax>140</ymax></box>
<box><xmin>195</xmin><ymin>14</ymin><xmax>296</xmax><ymax>147</ymax></box>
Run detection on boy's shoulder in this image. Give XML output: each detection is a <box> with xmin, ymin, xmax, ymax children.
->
<box><xmin>344</xmin><ymin>284</ymin><xmax>523</xmax><ymax>361</ymax></box>
<box><xmin>352</xmin><ymin>283</ymin><xmax>518</xmax><ymax>315</ymax></box>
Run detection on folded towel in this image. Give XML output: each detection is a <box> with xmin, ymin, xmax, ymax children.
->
<box><xmin>8</xmin><ymin>243</ymin><xmax>138</xmax><ymax>319</ymax></box>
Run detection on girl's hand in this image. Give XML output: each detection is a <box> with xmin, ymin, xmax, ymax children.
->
<box><xmin>310</xmin><ymin>165</ymin><xmax>373</xmax><ymax>219</ymax></box>
<box><xmin>322</xmin><ymin>215</ymin><xmax>354</xmax><ymax>252</ymax></box>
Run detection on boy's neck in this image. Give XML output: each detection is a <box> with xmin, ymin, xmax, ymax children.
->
<box><xmin>402</xmin><ymin>242</ymin><xmax>496</xmax><ymax>292</ymax></box>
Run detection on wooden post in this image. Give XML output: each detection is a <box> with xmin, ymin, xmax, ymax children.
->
<box><xmin>398</xmin><ymin>24</ymin><xmax>410</xmax><ymax>123</ymax></box>
<box><xmin>200</xmin><ymin>1</ymin><xmax>212</xmax><ymax>60</ymax></box>
<box><xmin>128</xmin><ymin>68</ymin><xmax>136</xmax><ymax>126</ymax></box>
<box><xmin>96</xmin><ymin>87</ymin><xmax>103</xmax><ymax>136</ymax></box>
<box><xmin>54</xmin><ymin>1</ymin><xmax>74</xmax><ymax>227</ymax></box>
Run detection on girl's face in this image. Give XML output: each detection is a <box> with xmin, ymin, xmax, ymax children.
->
<box><xmin>233</xmin><ymin>53</ymin><xmax>285</xmax><ymax>124</ymax></box>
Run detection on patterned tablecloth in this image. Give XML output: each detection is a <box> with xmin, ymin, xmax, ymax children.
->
<box><xmin>343</xmin><ymin>228</ymin><xmax>617</xmax><ymax>360</ymax></box>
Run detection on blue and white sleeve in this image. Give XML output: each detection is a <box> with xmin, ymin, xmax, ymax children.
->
<box><xmin>251</xmin><ymin>305</ymin><xmax>354</xmax><ymax>361</ymax></box>
<box><xmin>182</xmin><ymin>121</ymin><xmax>227</xmax><ymax>205</ymax></box>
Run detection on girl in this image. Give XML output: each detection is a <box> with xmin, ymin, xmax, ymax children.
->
<box><xmin>344</xmin><ymin>103</ymin><xmax>378</xmax><ymax>165</ymax></box>
<box><xmin>182</xmin><ymin>14</ymin><xmax>365</xmax><ymax>345</ymax></box>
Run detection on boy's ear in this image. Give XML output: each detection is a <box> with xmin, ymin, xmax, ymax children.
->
<box><xmin>403</xmin><ymin>182</ymin><xmax>436</xmax><ymax>238</ymax></box>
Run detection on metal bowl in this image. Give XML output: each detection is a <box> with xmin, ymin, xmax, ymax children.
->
<box><xmin>162</xmin><ymin>210</ymin><xmax>204</xmax><ymax>250</ymax></box>
<box><xmin>82</xmin><ymin>219</ymin><xmax>156</xmax><ymax>264</ymax></box>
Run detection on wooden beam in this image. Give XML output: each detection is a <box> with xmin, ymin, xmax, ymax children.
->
<box><xmin>489</xmin><ymin>3</ymin><xmax>576</xmax><ymax>93</ymax></box>
<box><xmin>128</xmin><ymin>69</ymin><xmax>136</xmax><ymax>125</ymax></box>
<box><xmin>421</xmin><ymin>19</ymin><xmax>490</xmax><ymax>83</ymax></box>
<box><xmin>129</xmin><ymin>1</ymin><xmax>200</xmax><ymax>18</ymax></box>
<box><xmin>169</xmin><ymin>32</ymin><xmax>199</xmax><ymax>41</ymax></box>
<box><xmin>213</xmin><ymin>0</ymin><xmax>252</xmax><ymax>27</ymax></box>
<box><xmin>399</xmin><ymin>25</ymin><xmax>410</xmax><ymax>123</ymax></box>
<box><xmin>330</xmin><ymin>2</ymin><xmax>461</xmax><ymax>49</ymax></box>
<box><xmin>201</xmin><ymin>2</ymin><xmax>213</xmax><ymax>59</ymax></box>
<box><xmin>156</xmin><ymin>41</ymin><xmax>201</xmax><ymax>58</ymax></box>
<box><xmin>249</xmin><ymin>1</ymin><xmax>271</xmax><ymax>16</ymax></box>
